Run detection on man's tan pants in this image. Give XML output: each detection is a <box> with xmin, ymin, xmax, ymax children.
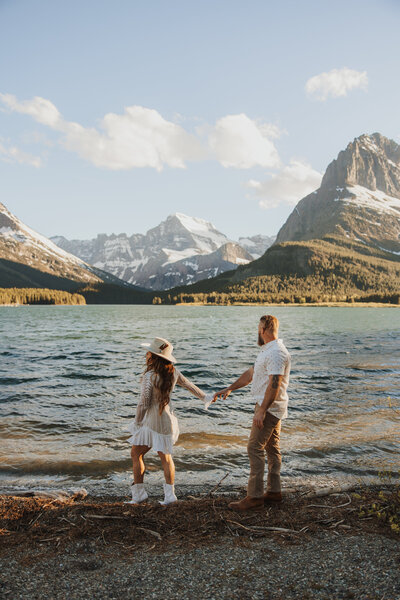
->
<box><xmin>247</xmin><ymin>406</ymin><xmax>282</xmax><ymax>498</ymax></box>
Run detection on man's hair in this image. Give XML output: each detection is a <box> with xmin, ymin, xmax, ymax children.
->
<box><xmin>260</xmin><ymin>314</ymin><xmax>279</xmax><ymax>334</ymax></box>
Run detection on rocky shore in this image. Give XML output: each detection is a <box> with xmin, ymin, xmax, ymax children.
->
<box><xmin>0</xmin><ymin>484</ymin><xmax>399</xmax><ymax>600</ymax></box>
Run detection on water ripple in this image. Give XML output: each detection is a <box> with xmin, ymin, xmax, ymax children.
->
<box><xmin>0</xmin><ymin>305</ymin><xmax>399</xmax><ymax>494</ymax></box>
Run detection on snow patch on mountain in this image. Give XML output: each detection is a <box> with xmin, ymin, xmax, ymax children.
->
<box><xmin>0</xmin><ymin>202</ymin><xmax>127</xmax><ymax>286</ymax></box>
<box><xmin>0</xmin><ymin>203</ymin><xmax>87</xmax><ymax>267</ymax></box>
<box><xmin>238</xmin><ymin>234</ymin><xmax>276</xmax><ymax>258</ymax></box>
<box><xmin>51</xmin><ymin>212</ymin><xmax>269</xmax><ymax>290</ymax></box>
<box><xmin>344</xmin><ymin>185</ymin><xmax>400</xmax><ymax>215</ymax></box>
<box><xmin>161</xmin><ymin>246</ymin><xmax>201</xmax><ymax>266</ymax></box>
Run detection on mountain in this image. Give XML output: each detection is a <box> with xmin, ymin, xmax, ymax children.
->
<box><xmin>160</xmin><ymin>133</ymin><xmax>400</xmax><ymax>304</ymax></box>
<box><xmin>276</xmin><ymin>133</ymin><xmax>400</xmax><ymax>254</ymax></box>
<box><xmin>51</xmin><ymin>213</ymin><xmax>272</xmax><ymax>290</ymax></box>
<box><xmin>0</xmin><ymin>202</ymin><xmax>100</xmax><ymax>287</ymax></box>
<box><xmin>143</xmin><ymin>241</ymin><xmax>252</xmax><ymax>290</ymax></box>
<box><xmin>238</xmin><ymin>235</ymin><xmax>276</xmax><ymax>258</ymax></box>
<box><xmin>0</xmin><ymin>202</ymin><xmax>149</xmax><ymax>302</ymax></box>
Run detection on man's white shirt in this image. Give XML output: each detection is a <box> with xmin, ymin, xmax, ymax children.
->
<box><xmin>251</xmin><ymin>338</ymin><xmax>291</xmax><ymax>420</ymax></box>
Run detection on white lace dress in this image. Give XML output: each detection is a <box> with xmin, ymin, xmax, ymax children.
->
<box><xmin>127</xmin><ymin>369</ymin><xmax>206</xmax><ymax>454</ymax></box>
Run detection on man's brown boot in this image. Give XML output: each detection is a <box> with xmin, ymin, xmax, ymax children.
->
<box><xmin>263</xmin><ymin>491</ymin><xmax>283</xmax><ymax>504</ymax></box>
<box><xmin>228</xmin><ymin>496</ymin><xmax>264</xmax><ymax>512</ymax></box>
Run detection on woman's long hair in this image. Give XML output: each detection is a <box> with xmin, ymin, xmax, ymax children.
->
<box><xmin>145</xmin><ymin>352</ymin><xmax>175</xmax><ymax>415</ymax></box>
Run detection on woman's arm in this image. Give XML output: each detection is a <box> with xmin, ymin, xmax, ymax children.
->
<box><xmin>176</xmin><ymin>371</ymin><xmax>206</xmax><ymax>400</ymax></box>
<box><xmin>135</xmin><ymin>372</ymin><xmax>153</xmax><ymax>425</ymax></box>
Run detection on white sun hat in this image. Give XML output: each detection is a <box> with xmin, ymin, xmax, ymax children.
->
<box><xmin>141</xmin><ymin>337</ymin><xmax>177</xmax><ymax>363</ymax></box>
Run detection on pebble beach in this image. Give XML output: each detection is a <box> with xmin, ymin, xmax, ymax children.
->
<box><xmin>1</xmin><ymin>483</ymin><xmax>399</xmax><ymax>600</ymax></box>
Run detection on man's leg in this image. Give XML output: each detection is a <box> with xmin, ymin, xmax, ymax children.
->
<box><xmin>247</xmin><ymin>411</ymin><xmax>280</xmax><ymax>498</ymax></box>
<box><xmin>229</xmin><ymin>410</ymin><xmax>280</xmax><ymax>511</ymax></box>
<box><xmin>265</xmin><ymin>419</ymin><xmax>282</xmax><ymax>496</ymax></box>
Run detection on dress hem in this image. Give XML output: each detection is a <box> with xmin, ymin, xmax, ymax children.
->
<box><xmin>127</xmin><ymin>423</ymin><xmax>178</xmax><ymax>454</ymax></box>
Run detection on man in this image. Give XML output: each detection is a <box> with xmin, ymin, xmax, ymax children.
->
<box><xmin>214</xmin><ymin>315</ymin><xmax>291</xmax><ymax>511</ymax></box>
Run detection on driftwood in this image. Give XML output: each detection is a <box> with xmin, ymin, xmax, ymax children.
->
<box><xmin>1</xmin><ymin>485</ymin><xmax>398</xmax><ymax>550</ymax></box>
<box><xmin>4</xmin><ymin>489</ymin><xmax>88</xmax><ymax>501</ymax></box>
<box><xmin>204</xmin><ymin>473</ymin><xmax>229</xmax><ymax>497</ymax></box>
<box><xmin>137</xmin><ymin>527</ymin><xmax>162</xmax><ymax>540</ymax></box>
<box><xmin>227</xmin><ymin>519</ymin><xmax>298</xmax><ymax>534</ymax></box>
<box><xmin>84</xmin><ymin>514</ymin><xmax>124</xmax><ymax>520</ymax></box>
<box><xmin>303</xmin><ymin>483</ymin><xmax>357</xmax><ymax>499</ymax></box>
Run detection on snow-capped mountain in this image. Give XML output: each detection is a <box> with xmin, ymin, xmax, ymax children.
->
<box><xmin>52</xmin><ymin>213</ymin><xmax>273</xmax><ymax>290</ymax></box>
<box><xmin>239</xmin><ymin>235</ymin><xmax>276</xmax><ymax>258</ymax></box>
<box><xmin>276</xmin><ymin>133</ymin><xmax>400</xmax><ymax>255</ymax></box>
<box><xmin>0</xmin><ymin>202</ymin><xmax>133</xmax><ymax>289</ymax></box>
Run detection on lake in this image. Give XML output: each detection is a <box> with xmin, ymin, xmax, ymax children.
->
<box><xmin>1</xmin><ymin>305</ymin><xmax>399</xmax><ymax>497</ymax></box>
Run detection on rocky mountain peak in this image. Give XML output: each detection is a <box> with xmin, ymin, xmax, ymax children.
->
<box><xmin>145</xmin><ymin>212</ymin><xmax>229</xmax><ymax>255</ymax></box>
<box><xmin>321</xmin><ymin>132</ymin><xmax>400</xmax><ymax>197</ymax></box>
<box><xmin>50</xmin><ymin>212</ymin><xmax>274</xmax><ymax>290</ymax></box>
<box><xmin>275</xmin><ymin>132</ymin><xmax>400</xmax><ymax>253</ymax></box>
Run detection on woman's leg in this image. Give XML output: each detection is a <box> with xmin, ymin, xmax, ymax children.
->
<box><xmin>131</xmin><ymin>445</ymin><xmax>151</xmax><ymax>483</ymax></box>
<box><xmin>157</xmin><ymin>452</ymin><xmax>175</xmax><ymax>484</ymax></box>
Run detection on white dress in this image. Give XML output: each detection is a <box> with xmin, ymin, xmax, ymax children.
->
<box><xmin>127</xmin><ymin>369</ymin><xmax>206</xmax><ymax>454</ymax></box>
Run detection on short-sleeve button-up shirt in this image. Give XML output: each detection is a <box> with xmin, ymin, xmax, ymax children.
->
<box><xmin>251</xmin><ymin>338</ymin><xmax>291</xmax><ymax>420</ymax></box>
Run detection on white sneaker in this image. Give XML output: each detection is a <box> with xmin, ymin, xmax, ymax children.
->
<box><xmin>159</xmin><ymin>483</ymin><xmax>178</xmax><ymax>505</ymax></box>
<box><xmin>125</xmin><ymin>483</ymin><xmax>148</xmax><ymax>504</ymax></box>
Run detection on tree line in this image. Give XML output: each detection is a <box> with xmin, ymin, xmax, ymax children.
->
<box><xmin>0</xmin><ymin>288</ymin><xmax>86</xmax><ymax>305</ymax></box>
<box><xmin>156</xmin><ymin>272</ymin><xmax>400</xmax><ymax>305</ymax></box>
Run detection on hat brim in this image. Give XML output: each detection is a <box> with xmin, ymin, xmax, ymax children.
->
<box><xmin>140</xmin><ymin>343</ymin><xmax>176</xmax><ymax>363</ymax></box>
<box><xmin>150</xmin><ymin>351</ymin><xmax>176</xmax><ymax>363</ymax></box>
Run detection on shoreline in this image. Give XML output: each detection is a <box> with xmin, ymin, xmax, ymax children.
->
<box><xmin>175</xmin><ymin>301</ymin><xmax>400</xmax><ymax>307</ymax></box>
<box><xmin>1</xmin><ymin>482</ymin><xmax>399</xmax><ymax>599</ymax></box>
<box><xmin>1</xmin><ymin>301</ymin><xmax>399</xmax><ymax>308</ymax></box>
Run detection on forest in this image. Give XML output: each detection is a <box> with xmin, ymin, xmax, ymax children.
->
<box><xmin>0</xmin><ymin>288</ymin><xmax>86</xmax><ymax>305</ymax></box>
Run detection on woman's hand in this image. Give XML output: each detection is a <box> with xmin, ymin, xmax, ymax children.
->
<box><xmin>213</xmin><ymin>388</ymin><xmax>231</xmax><ymax>402</ymax></box>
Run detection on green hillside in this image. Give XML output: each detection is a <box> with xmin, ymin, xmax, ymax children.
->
<box><xmin>158</xmin><ymin>237</ymin><xmax>400</xmax><ymax>304</ymax></box>
<box><xmin>0</xmin><ymin>259</ymin><xmax>152</xmax><ymax>304</ymax></box>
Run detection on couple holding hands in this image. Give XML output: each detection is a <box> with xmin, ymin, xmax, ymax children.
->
<box><xmin>127</xmin><ymin>314</ymin><xmax>291</xmax><ymax>511</ymax></box>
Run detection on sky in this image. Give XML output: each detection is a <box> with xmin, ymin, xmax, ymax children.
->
<box><xmin>0</xmin><ymin>0</ymin><xmax>399</xmax><ymax>241</ymax></box>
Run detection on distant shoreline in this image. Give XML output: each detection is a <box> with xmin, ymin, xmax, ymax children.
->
<box><xmin>175</xmin><ymin>301</ymin><xmax>400</xmax><ymax>308</ymax></box>
<box><xmin>1</xmin><ymin>301</ymin><xmax>399</xmax><ymax>308</ymax></box>
<box><xmin>0</xmin><ymin>303</ymin><xmax>86</xmax><ymax>307</ymax></box>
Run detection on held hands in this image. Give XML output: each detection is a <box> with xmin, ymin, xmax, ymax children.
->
<box><xmin>203</xmin><ymin>391</ymin><xmax>230</xmax><ymax>411</ymax></box>
<box><xmin>213</xmin><ymin>388</ymin><xmax>232</xmax><ymax>402</ymax></box>
<box><xmin>253</xmin><ymin>406</ymin><xmax>266</xmax><ymax>429</ymax></box>
<box><xmin>203</xmin><ymin>393</ymin><xmax>214</xmax><ymax>410</ymax></box>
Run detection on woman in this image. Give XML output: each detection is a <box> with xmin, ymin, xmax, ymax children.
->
<box><xmin>127</xmin><ymin>337</ymin><xmax>212</xmax><ymax>505</ymax></box>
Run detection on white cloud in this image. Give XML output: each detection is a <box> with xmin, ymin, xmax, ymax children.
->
<box><xmin>61</xmin><ymin>106</ymin><xmax>204</xmax><ymax>171</ymax></box>
<box><xmin>0</xmin><ymin>94</ymin><xmax>204</xmax><ymax>171</ymax></box>
<box><xmin>0</xmin><ymin>93</ymin><xmax>62</xmax><ymax>127</ymax></box>
<box><xmin>247</xmin><ymin>160</ymin><xmax>322</xmax><ymax>209</ymax></box>
<box><xmin>208</xmin><ymin>114</ymin><xmax>281</xmax><ymax>168</ymax></box>
<box><xmin>0</xmin><ymin>140</ymin><xmax>42</xmax><ymax>168</ymax></box>
<box><xmin>0</xmin><ymin>93</ymin><xmax>282</xmax><ymax>171</ymax></box>
<box><xmin>305</xmin><ymin>67</ymin><xmax>368</xmax><ymax>101</ymax></box>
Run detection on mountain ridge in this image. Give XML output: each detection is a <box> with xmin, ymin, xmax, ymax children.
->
<box><xmin>158</xmin><ymin>132</ymin><xmax>400</xmax><ymax>304</ymax></box>
<box><xmin>275</xmin><ymin>133</ymin><xmax>400</xmax><ymax>254</ymax></box>
<box><xmin>0</xmin><ymin>202</ymin><xmax>149</xmax><ymax>301</ymax></box>
<box><xmin>51</xmin><ymin>213</ymin><xmax>273</xmax><ymax>290</ymax></box>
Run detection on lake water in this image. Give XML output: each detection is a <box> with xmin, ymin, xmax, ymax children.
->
<box><xmin>1</xmin><ymin>305</ymin><xmax>399</xmax><ymax>497</ymax></box>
